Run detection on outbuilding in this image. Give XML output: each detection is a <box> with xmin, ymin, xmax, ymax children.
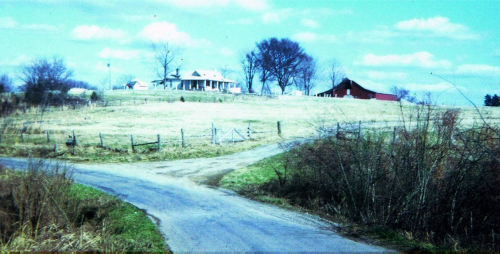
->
<box><xmin>317</xmin><ymin>78</ymin><xmax>397</xmax><ymax>101</ymax></box>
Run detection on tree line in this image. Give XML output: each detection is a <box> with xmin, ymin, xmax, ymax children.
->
<box><xmin>484</xmin><ymin>94</ymin><xmax>500</xmax><ymax>106</ymax></box>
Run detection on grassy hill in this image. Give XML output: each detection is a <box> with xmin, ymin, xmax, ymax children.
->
<box><xmin>1</xmin><ymin>90</ymin><xmax>498</xmax><ymax>163</ymax></box>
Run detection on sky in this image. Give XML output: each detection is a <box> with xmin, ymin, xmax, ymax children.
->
<box><xmin>1</xmin><ymin>0</ymin><xmax>499</xmax><ymax>105</ymax></box>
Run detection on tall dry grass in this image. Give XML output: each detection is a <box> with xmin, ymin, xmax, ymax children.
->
<box><xmin>260</xmin><ymin>104</ymin><xmax>500</xmax><ymax>251</ymax></box>
<box><xmin>0</xmin><ymin>160</ymin><xmax>168</xmax><ymax>252</ymax></box>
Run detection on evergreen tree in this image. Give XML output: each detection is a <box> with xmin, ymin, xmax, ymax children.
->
<box><xmin>492</xmin><ymin>94</ymin><xmax>500</xmax><ymax>107</ymax></box>
<box><xmin>485</xmin><ymin>94</ymin><xmax>492</xmax><ymax>106</ymax></box>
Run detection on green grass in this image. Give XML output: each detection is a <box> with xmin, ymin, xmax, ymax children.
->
<box><xmin>69</xmin><ymin>184</ymin><xmax>168</xmax><ymax>252</ymax></box>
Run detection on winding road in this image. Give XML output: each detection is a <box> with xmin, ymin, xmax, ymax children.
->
<box><xmin>0</xmin><ymin>141</ymin><xmax>389</xmax><ymax>252</ymax></box>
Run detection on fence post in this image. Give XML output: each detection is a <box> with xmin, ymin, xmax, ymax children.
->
<box><xmin>46</xmin><ymin>130</ymin><xmax>50</xmax><ymax>143</ymax></box>
<box><xmin>157</xmin><ymin>134</ymin><xmax>161</xmax><ymax>152</ymax></box>
<box><xmin>119</xmin><ymin>99</ymin><xmax>122</xmax><ymax>106</ymax></box>
<box><xmin>248</xmin><ymin>122</ymin><xmax>252</xmax><ymax>139</ymax></box>
<box><xmin>20</xmin><ymin>132</ymin><xmax>24</xmax><ymax>143</ymax></box>
<box><xmin>0</xmin><ymin>134</ymin><xmax>2</xmax><ymax>143</ymax></box>
<box><xmin>181</xmin><ymin>129</ymin><xmax>186</xmax><ymax>147</ymax></box>
<box><xmin>214</xmin><ymin>128</ymin><xmax>218</xmax><ymax>144</ymax></box>
<box><xmin>211</xmin><ymin>123</ymin><xmax>215</xmax><ymax>144</ymax></box>
<box><xmin>72</xmin><ymin>131</ymin><xmax>78</xmax><ymax>146</ymax></box>
<box><xmin>53</xmin><ymin>143</ymin><xmax>57</xmax><ymax>152</ymax></box>
<box><xmin>232</xmin><ymin>128</ymin><xmax>234</xmax><ymax>143</ymax></box>
<box><xmin>131</xmin><ymin>135</ymin><xmax>135</xmax><ymax>152</ymax></box>
<box><xmin>277</xmin><ymin>121</ymin><xmax>281</xmax><ymax>135</ymax></box>
<box><xmin>99</xmin><ymin>133</ymin><xmax>104</xmax><ymax>147</ymax></box>
<box><xmin>336</xmin><ymin>122</ymin><xmax>340</xmax><ymax>138</ymax></box>
<box><xmin>358</xmin><ymin>120</ymin><xmax>362</xmax><ymax>139</ymax></box>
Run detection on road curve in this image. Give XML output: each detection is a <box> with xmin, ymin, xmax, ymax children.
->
<box><xmin>0</xmin><ymin>142</ymin><xmax>389</xmax><ymax>252</ymax></box>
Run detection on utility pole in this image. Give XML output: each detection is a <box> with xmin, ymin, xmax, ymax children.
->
<box><xmin>107</xmin><ymin>59</ymin><xmax>111</xmax><ymax>90</ymax></box>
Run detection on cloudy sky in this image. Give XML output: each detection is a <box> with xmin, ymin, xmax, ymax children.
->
<box><xmin>1</xmin><ymin>0</ymin><xmax>499</xmax><ymax>105</ymax></box>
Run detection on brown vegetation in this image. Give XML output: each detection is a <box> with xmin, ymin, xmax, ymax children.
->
<box><xmin>260</xmin><ymin>105</ymin><xmax>500</xmax><ymax>251</ymax></box>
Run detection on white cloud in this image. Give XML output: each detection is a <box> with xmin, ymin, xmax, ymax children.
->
<box><xmin>72</xmin><ymin>25</ymin><xmax>127</xmax><ymax>41</ymax></box>
<box><xmin>0</xmin><ymin>17</ymin><xmax>17</xmax><ymax>28</ymax></box>
<box><xmin>405</xmin><ymin>81</ymin><xmax>466</xmax><ymax>93</ymax></box>
<box><xmin>220</xmin><ymin>48</ymin><xmax>235</xmax><ymax>57</ymax></box>
<box><xmin>455</xmin><ymin>64</ymin><xmax>500</xmax><ymax>77</ymax></box>
<box><xmin>234</xmin><ymin>0</ymin><xmax>269</xmax><ymax>11</ymax></box>
<box><xmin>358</xmin><ymin>51</ymin><xmax>452</xmax><ymax>69</ymax></box>
<box><xmin>301</xmin><ymin>18</ymin><xmax>319</xmax><ymax>28</ymax></box>
<box><xmin>160</xmin><ymin>0</ymin><xmax>269</xmax><ymax>10</ymax></box>
<box><xmin>97</xmin><ymin>48</ymin><xmax>141</xmax><ymax>60</ymax></box>
<box><xmin>262</xmin><ymin>12</ymin><xmax>281</xmax><ymax>23</ymax></box>
<box><xmin>140</xmin><ymin>21</ymin><xmax>197</xmax><ymax>45</ymax></box>
<box><xmin>292</xmin><ymin>32</ymin><xmax>317</xmax><ymax>42</ymax></box>
<box><xmin>292</xmin><ymin>32</ymin><xmax>337</xmax><ymax>43</ymax></box>
<box><xmin>396</xmin><ymin>16</ymin><xmax>479</xmax><ymax>40</ymax></box>
<box><xmin>365</xmin><ymin>71</ymin><xmax>407</xmax><ymax>80</ymax></box>
<box><xmin>0</xmin><ymin>55</ymin><xmax>30</xmax><ymax>67</ymax></box>
<box><xmin>262</xmin><ymin>9</ymin><xmax>292</xmax><ymax>24</ymax></box>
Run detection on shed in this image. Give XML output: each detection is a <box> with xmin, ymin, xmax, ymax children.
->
<box><xmin>125</xmin><ymin>78</ymin><xmax>149</xmax><ymax>90</ymax></box>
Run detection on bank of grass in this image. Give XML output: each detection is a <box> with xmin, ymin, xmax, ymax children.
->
<box><xmin>0</xmin><ymin>162</ymin><xmax>169</xmax><ymax>252</ymax></box>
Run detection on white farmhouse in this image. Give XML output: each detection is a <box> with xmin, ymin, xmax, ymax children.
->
<box><xmin>152</xmin><ymin>69</ymin><xmax>240</xmax><ymax>93</ymax></box>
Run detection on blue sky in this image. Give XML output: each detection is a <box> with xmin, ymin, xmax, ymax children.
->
<box><xmin>1</xmin><ymin>0</ymin><xmax>499</xmax><ymax>105</ymax></box>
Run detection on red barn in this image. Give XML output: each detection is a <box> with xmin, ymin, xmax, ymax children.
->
<box><xmin>318</xmin><ymin>78</ymin><xmax>397</xmax><ymax>101</ymax></box>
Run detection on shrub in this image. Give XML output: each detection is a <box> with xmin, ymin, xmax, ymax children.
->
<box><xmin>264</xmin><ymin>106</ymin><xmax>500</xmax><ymax>251</ymax></box>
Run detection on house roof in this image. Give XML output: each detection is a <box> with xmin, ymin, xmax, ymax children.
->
<box><xmin>318</xmin><ymin>78</ymin><xmax>394</xmax><ymax>96</ymax></box>
<box><xmin>125</xmin><ymin>78</ymin><xmax>149</xmax><ymax>87</ymax></box>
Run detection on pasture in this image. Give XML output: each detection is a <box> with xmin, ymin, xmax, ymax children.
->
<box><xmin>1</xmin><ymin>89</ymin><xmax>499</xmax><ymax>162</ymax></box>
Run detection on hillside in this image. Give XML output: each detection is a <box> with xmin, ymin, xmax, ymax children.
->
<box><xmin>1</xmin><ymin>90</ymin><xmax>498</xmax><ymax>163</ymax></box>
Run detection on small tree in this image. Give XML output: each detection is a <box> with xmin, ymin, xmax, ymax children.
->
<box><xmin>0</xmin><ymin>74</ymin><xmax>13</xmax><ymax>93</ymax></box>
<box><xmin>240</xmin><ymin>50</ymin><xmax>258</xmax><ymax>93</ymax></box>
<box><xmin>391</xmin><ymin>86</ymin><xmax>417</xmax><ymax>103</ymax></box>
<box><xmin>485</xmin><ymin>94</ymin><xmax>492</xmax><ymax>106</ymax></box>
<box><xmin>492</xmin><ymin>94</ymin><xmax>500</xmax><ymax>106</ymax></box>
<box><xmin>327</xmin><ymin>59</ymin><xmax>345</xmax><ymax>89</ymax></box>
<box><xmin>295</xmin><ymin>55</ymin><xmax>317</xmax><ymax>96</ymax></box>
<box><xmin>151</xmin><ymin>42</ymin><xmax>182</xmax><ymax>89</ymax></box>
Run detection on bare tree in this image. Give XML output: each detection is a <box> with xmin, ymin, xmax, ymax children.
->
<box><xmin>295</xmin><ymin>55</ymin><xmax>317</xmax><ymax>96</ymax></box>
<box><xmin>391</xmin><ymin>86</ymin><xmax>417</xmax><ymax>103</ymax></box>
<box><xmin>151</xmin><ymin>42</ymin><xmax>182</xmax><ymax>89</ymax></box>
<box><xmin>256</xmin><ymin>37</ymin><xmax>308</xmax><ymax>94</ymax></box>
<box><xmin>0</xmin><ymin>74</ymin><xmax>13</xmax><ymax>93</ymax></box>
<box><xmin>240</xmin><ymin>50</ymin><xmax>258</xmax><ymax>93</ymax></box>
<box><xmin>19</xmin><ymin>56</ymin><xmax>73</xmax><ymax>104</ymax></box>
<box><xmin>327</xmin><ymin>59</ymin><xmax>345</xmax><ymax>89</ymax></box>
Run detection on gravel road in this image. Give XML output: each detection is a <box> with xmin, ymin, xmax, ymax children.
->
<box><xmin>0</xmin><ymin>141</ymin><xmax>389</xmax><ymax>252</ymax></box>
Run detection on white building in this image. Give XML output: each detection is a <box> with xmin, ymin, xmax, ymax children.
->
<box><xmin>152</xmin><ymin>69</ymin><xmax>240</xmax><ymax>93</ymax></box>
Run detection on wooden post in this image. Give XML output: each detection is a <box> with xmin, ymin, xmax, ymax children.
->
<box><xmin>131</xmin><ymin>135</ymin><xmax>135</xmax><ymax>152</ymax></box>
<box><xmin>181</xmin><ymin>129</ymin><xmax>186</xmax><ymax>147</ymax></box>
<box><xmin>20</xmin><ymin>132</ymin><xmax>24</xmax><ymax>143</ymax></box>
<box><xmin>232</xmin><ymin>128</ymin><xmax>234</xmax><ymax>143</ymax></box>
<box><xmin>214</xmin><ymin>128</ymin><xmax>218</xmax><ymax>144</ymax></box>
<box><xmin>336</xmin><ymin>122</ymin><xmax>340</xmax><ymax>138</ymax></box>
<box><xmin>248</xmin><ymin>122</ymin><xmax>252</xmax><ymax>139</ymax></box>
<box><xmin>211</xmin><ymin>123</ymin><xmax>215</xmax><ymax>144</ymax></box>
<box><xmin>157</xmin><ymin>134</ymin><xmax>161</xmax><ymax>151</ymax></box>
<box><xmin>72</xmin><ymin>131</ymin><xmax>78</xmax><ymax>146</ymax></box>
<box><xmin>277</xmin><ymin>121</ymin><xmax>281</xmax><ymax>135</ymax></box>
<box><xmin>46</xmin><ymin>130</ymin><xmax>50</xmax><ymax>143</ymax></box>
<box><xmin>99</xmin><ymin>133</ymin><xmax>104</xmax><ymax>147</ymax></box>
<box><xmin>358</xmin><ymin>120</ymin><xmax>361</xmax><ymax>139</ymax></box>
<box><xmin>0</xmin><ymin>134</ymin><xmax>2</xmax><ymax>143</ymax></box>
<box><xmin>119</xmin><ymin>99</ymin><xmax>122</xmax><ymax>106</ymax></box>
<box><xmin>53</xmin><ymin>143</ymin><xmax>57</xmax><ymax>152</ymax></box>
<box><xmin>393</xmin><ymin>127</ymin><xmax>397</xmax><ymax>143</ymax></box>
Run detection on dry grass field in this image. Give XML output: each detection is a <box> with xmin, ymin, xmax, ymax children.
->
<box><xmin>1</xmin><ymin>89</ymin><xmax>499</xmax><ymax>162</ymax></box>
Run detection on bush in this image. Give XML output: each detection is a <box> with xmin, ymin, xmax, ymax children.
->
<box><xmin>90</xmin><ymin>91</ymin><xmax>100</xmax><ymax>101</ymax></box>
<box><xmin>263</xmin><ymin>106</ymin><xmax>500</xmax><ymax>251</ymax></box>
